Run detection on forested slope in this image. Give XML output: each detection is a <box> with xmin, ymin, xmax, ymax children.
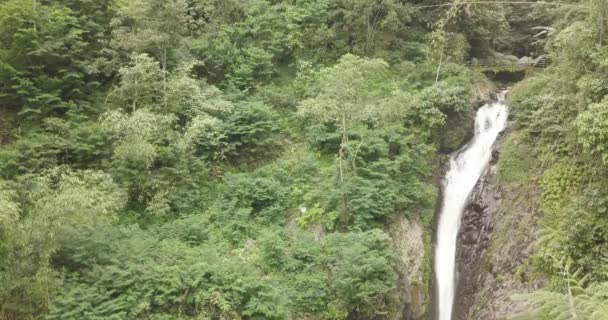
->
<box><xmin>0</xmin><ymin>1</ymin><xmax>494</xmax><ymax>319</ymax></box>
<box><xmin>472</xmin><ymin>1</ymin><xmax>608</xmax><ymax>318</ymax></box>
<box><xmin>1</xmin><ymin>0</ymin><xmax>607</xmax><ymax>320</ymax></box>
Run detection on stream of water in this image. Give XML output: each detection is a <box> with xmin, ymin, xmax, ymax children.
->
<box><xmin>435</xmin><ymin>92</ymin><xmax>509</xmax><ymax>320</ymax></box>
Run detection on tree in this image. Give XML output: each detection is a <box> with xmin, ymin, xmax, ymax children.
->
<box><xmin>298</xmin><ymin>54</ymin><xmax>395</xmax><ymax>182</ymax></box>
<box><xmin>223</xmin><ymin>101</ymin><xmax>280</xmax><ymax>160</ymax></box>
<box><xmin>47</xmin><ymin>228</ymin><xmax>289</xmax><ymax>320</ymax></box>
<box><xmin>322</xmin><ymin>229</ymin><xmax>398</xmax><ymax>318</ymax></box>
<box><xmin>0</xmin><ymin>0</ymin><xmax>92</xmax><ymax>119</ymax></box>
<box><xmin>111</xmin><ymin>0</ymin><xmax>190</xmax><ymax>104</ymax></box>
<box><xmin>113</xmin><ymin>53</ymin><xmax>163</xmax><ymax>111</ymax></box>
<box><xmin>576</xmin><ymin>98</ymin><xmax>608</xmax><ymax>164</ymax></box>
<box><xmin>100</xmin><ymin>108</ymin><xmax>178</xmax><ymax>209</ymax></box>
<box><xmin>166</xmin><ymin>62</ymin><xmax>234</xmax><ymax>119</ymax></box>
<box><xmin>0</xmin><ymin>168</ymin><xmax>126</xmax><ymax>319</ymax></box>
<box><xmin>328</xmin><ymin>0</ymin><xmax>417</xmax><ymax>57</ymax></box>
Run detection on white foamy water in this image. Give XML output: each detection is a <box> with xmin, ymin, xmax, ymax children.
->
<box><xmin>435</xmin><ymin>92</ymin><xmax>509</xmax><ymax>320</ymax></box>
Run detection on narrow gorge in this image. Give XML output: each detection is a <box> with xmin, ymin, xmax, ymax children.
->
<box><xmin>434</xmin><ymin>92</ymin><xmax>509</xmax><ymax>320</ymax></box>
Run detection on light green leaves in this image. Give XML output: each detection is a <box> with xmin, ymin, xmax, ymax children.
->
<box><xmin>30</xmin><ymin>167</ymin><xmax>126</xmax><ymax>227</ymax></box>
<box><xmin>322</xmin><ymin>229</ymin><xmax>397</xmax><ymax>316</ymax></box>
<box><xmin>101</xmin><ymin>108</ymin><xmax>176</xmax><ymax>169</ymax></box>
<box><xmin>0</xmin><ymin>167</ymin><xmax>126</xmax><ymax>317</ymax></box>
<box><xmin>167</xmin><ymin>66</ymin><xmax>234</xmax><ymax>118</ymax></box>
<box><xmin>183</xmin><ymin>115</ymin><xmax>224</xmax><ymax>155</ymax></box>
<box><xmin>114</xmin><ymin>53</ymin><xmax>163</xmax><ymax>111</ymax></box>
<box><xmin>297</xmin><ymin>54</ymin><xmax>396</xmax><ymax>127</ymax></box>
<box><xmin>111</xmin><ymin>0</ymin><xmax>189</xmax><ymax>57</ymax></box>
<box><xmin>101</xmin><ymin>109</ymin><xmax>176</xmax><ymax>142</ymax></box>
<box><xmin>577</xmin><ymin>99</ymin><xmax>608</xmax><ymax>164</ymax></box>
<box><xmin>513</xmin><ymin>265</ymin><xmax>608</xmax><ymax>320</ymax></box>
<box><xmin>0</xmin><ymin>181</ymin><xmax>19</xmax><ymax>227</ymax></box>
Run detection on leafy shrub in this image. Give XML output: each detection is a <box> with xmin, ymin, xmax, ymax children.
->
<box><xmin>419</xmin><ymin>81</ymin><xmax>470</xmax><ymax>115</ymax></box>
<box><xmin>48</xmin><ymin>230</ymin><xmax>288</xmax><ymax>320</ymax></box>
<box><xmin>220</xmin><ymin>172</ymin><xmax>288</xmax><ymax>224</ymax></box>
<box><xmin>322</xmin><ymin>229</ymin><xmax>398</xmax><ymax>318</ymax></box>
<box><xmin>223</xmin><ymin>102</ymin><xmax>280</xmax><ymax>160</ymax></box>
<box><xmin>577</xmin><ymin>98</ymin><xmax>608</xmax><ymax>164</ymax></box>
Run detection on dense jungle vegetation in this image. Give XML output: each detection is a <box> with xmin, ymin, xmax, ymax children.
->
<box><xmin>0</xmin><ymin>0</ymin><xmax>607</xmax><ymax>319</ymax></box>
<box><xmin>504</xmin><ymin>0</ymin><xmax>608</xmax><ymax>318</ymax></box>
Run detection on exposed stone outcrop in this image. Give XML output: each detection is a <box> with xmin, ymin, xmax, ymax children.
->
<box><xmin>466</xmin><ymin>133</ymin><xmax>542</xmax><ymax>320</ymax></box>
<box><xmin>390</xmin><ymin>216</ymin><xmax>428</xmax><ymax>320</ymax></box>
<box><xmin>452</xmin><ymin>131</ymin><xmax>542</xmax><ymax>320</ymax></box>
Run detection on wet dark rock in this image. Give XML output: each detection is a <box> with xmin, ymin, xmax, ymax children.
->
<box><xmin>451</xmin><ymin>133</ymin><xmax>505</xmax><ymax>320</ymax></box>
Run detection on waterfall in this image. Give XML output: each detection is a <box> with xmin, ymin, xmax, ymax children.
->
<box><xmin>434</xmin><ymin>92</ymin><xmax>509</xmax><ymax>320</ymax></box>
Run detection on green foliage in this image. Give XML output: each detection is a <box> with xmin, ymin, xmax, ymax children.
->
<box><xmin>419</xmin><ymin>81</ymin><xmax>470</xmax><ymax>115</ymax></box>
<box><xmin>111</xmin><ymin>0</ymin><xmax>190</xmax><ymax>68</ymax></box>
<box><xmin>506</xmin><ymin>1</ymin><xmax>608</xmax><ymax>317</ymax></box>
<box><xmin>191</xmin><ymin>0</ymin><xmax>336</xmax><ymax>90</ymax></box>
<box><xmin>166</xmin><ymin>63</ymin><xmax>234</xmax><ymax>119</ymax></box>
<box><xmin>297</xmin><ymin>54</ymin><xmax>466</xmax><ymax>230</ymax></box>
<box><xmin>577</xmin><ymin>98</ymin><xmax>608</xmax><ymax>164</ymax></box>
<box><xmin>0</xmin><ymin>168</ymin><xmax>126</xmax><ymax>318</ymax></box>
<box><xmin>328</xmin><ymin>0</ymin><xmax>419</xmax><ymax>58</ymax></box>
<box><xmin>223</xmin><ymin>102</ymin><xmax>280</xmax><ymax>160</ymax></box>
<box><xmin>513</xmin><ymin>263</ymin><xmax>608</xmax><ymax>320</ymax></box>
<box><xmin>497</xmin><ymin>132</ymin><xmax>535</xmax><ymax>185</ymax></box>
<box><xmin>298</xmin><ymin>54</ymin><xmax>398</xmax><ymax>126</ymax></box>
<box><xmin>220</xmin><ymin>172</ymin><xmax>288</xmax><ymax>225</ymax></box>
<box><xmin>0</xmin><ymin>180</ymin><xmax>19</xmax><ymax>228</ymax></box>
<box><xmin>322</xmin><ymin>230</ymin><xmax>398</xmax><ymax>317</ymax></box>
<box><xmin>254</xmin><ymin>228</ymin><xmax>288</xmax><ymax>271</ymax></box>
<box><xmin>540</xmin><ymin>160</ymin><xmax>581</xmax><ymax>209</ymax></box>
<box><xmin>324</xmin><ymin>126</ymin><xmax>435</xmax><ymax>230</ymax></box>
<box><xmin>297</xmin><ymin>206</ymin><xmax>338</xmax><ymax>230</ymax></box>
<box><xmin>0</xmin><ymin>0</ymin><xmax>502</xmax><ymax>319</ymax></box>
<box><xmin>113</xmin><ymin>53</ymin><xmax>163</xmax><ymax>111</ymax></box>
<box><xmin>0</xmin><ymin>0</ymin><xmax>112</xmax><ymax>120</ymax></box>
<box><xmin>47</xmin><ymin>227</ymin><xmax>288</xmax><ymax>320</ymax></box>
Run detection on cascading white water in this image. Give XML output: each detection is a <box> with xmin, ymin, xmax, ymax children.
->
<box><xmin>435</xmin><ymin>92</ymin><xmax>509</xmax><ymax>320</ymax></box>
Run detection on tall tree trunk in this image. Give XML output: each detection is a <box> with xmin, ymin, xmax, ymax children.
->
<box><xmin>133</xmin><ymin>56</ymin><xmax>138</xmax><ymax>112</ymax></box>
<box><xmin>339</xmin><ymin>112</ymin><xmax>349</xmax><ymax>227</ymax></box>
<box><xmin>32</xmin><ymin>0</ymin><xmax>37</xmax><ymax>31</ymax></box>
<box><xmin>435</xmin><ymin>40</ymin><xmax>445</xmax><ymax>83</ymax></box>
<box><xmin>366</xmin><ymin>4</ymin><xmax>382</xmax><ymax>55</ymax></box>
<box><xmin>161</xmin><ymin>46</ymin><xmax>167</xmax><ymax>108</ymax></box>
<box><xmin>601</xmin><ymin>2</ymin><xmax>606</xmax><ymax>44</ymax></box>
<box><xmin>339</xmin><ymin>113</ymin><xmax>347</xmax><ymax>183</ymax></box>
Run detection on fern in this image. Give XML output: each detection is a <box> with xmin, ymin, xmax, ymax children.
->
<box><xmin>513</xmin><ymin>261</ymin><xmax>608</xmax><ymax>319</ymax></box>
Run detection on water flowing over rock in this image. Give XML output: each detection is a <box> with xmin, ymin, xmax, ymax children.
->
<box><xmin>452</xmin><ymin>139</ymin><xmax>503</xmax><ymax>320</ymax></box>
<box><xmin>434</xmin><ymin>94</ymin><xmax>509</xmax><ymax>320</ymax></box>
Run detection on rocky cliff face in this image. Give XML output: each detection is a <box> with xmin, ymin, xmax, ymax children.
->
<box><xmin>390</xmin><ymin>216</ymin><xmax>429</xmax><ymax>320</ymax></box>
<box><xmin>453</xmin><ymin>131</ymin><xmax>542</xmax><ymax>319</ymax></box>
<box><xmin>451</xmin><ymin>135</ymin><xmax>504</xmax><ymax>320</ymax></box>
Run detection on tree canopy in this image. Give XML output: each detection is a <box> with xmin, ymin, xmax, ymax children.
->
<box><xmin>3</xmin><ymin>0</ymin><xmax>608</xmax><ymax>319</ymax></box>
